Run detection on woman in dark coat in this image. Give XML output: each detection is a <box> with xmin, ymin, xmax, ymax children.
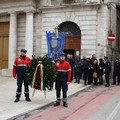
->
<box><xmin>93</xmin><ymin>60</ymin><xmax>99</xmax><ymax>85</ymax></box>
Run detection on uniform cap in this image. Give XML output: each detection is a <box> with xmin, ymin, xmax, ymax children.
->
<box><xmin>104</xmin><ymin>56</ymin><xmax>108</xmax><ymax>59</ymax></box>
<box><xmin>60</xmin><ymin>52</ymin><xmax>65</xmax><ymax>56</ymax></box>
<box><xmin>21</xmin><ymin>49</ymin><xmax>27</xmax><ymax>53</ymax></box>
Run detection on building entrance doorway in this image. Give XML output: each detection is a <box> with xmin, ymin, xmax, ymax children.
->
<box><xmin>58</xmin><ymin>21</ymin><xmax>81</xmax><ymax>57</ymax></box>
<box><xmin>64</xmin><ymin>49</ymin><xmax>74</xmax><ymax>56</ymax></box>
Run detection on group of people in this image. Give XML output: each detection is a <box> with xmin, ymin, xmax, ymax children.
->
<box><xmin>65</xmin><ymin>54</ymin><xmax>120</xmax><ymax>87</ymax></box>
<box><xmin>13</xmin><ymin>50</ymin><xmax>71</xmax><ymax>107</ymax></box>
<box><xmin>12</xmin><ymin>49</ymin><xmax>120</xmax><ymax>108</ymax></box>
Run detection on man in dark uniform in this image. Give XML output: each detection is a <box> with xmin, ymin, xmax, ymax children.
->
<box><xmin>104</xmin><ymin>56</ymin><xmax>111</xmax><ymax>87</ymax></box>
<box><xmin>91</xmin><ymin>54</ymin><xmax>98</xmax><ymax>64</ymax></box>
<box><xmin>54</xmin><ymin>52</ymin><xmax>71</xmax><ymax>107</ymax></box>
<box><xmin>13</xmin><ymin>49</ymin><xmax>31</xmax><ymax>102</ymax></box>
<box><xmin>66</xmin><ymin>54</ymin><xmax>74</xmax><ymax>82</ymax></box>
<box><xmin>113</xmin><ymin>58</ymin><xmax>120</xmax><ymax>85</ymax></box>
<box><xmin>74</xmin><ymin>56</ymin><xmax>83</xmax><ymax>84</ymax></box>
<box><xmin>83</xmin><ymin>58</ymin><xmax>91</xmax><ymax>85</ymax></box>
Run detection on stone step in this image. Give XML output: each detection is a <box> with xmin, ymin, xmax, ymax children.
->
<box><xmin>0</xmin><ymin>69</ymin><xmax>12</xmax><ymax>77</ymax></box>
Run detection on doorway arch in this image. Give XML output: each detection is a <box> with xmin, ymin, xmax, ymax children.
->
<box><xmin>58</xmin><ymin>21</ymin><xmax>81</xmax><ymax>57</ymax></box>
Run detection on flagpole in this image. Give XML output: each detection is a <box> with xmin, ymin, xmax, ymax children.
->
<box><xmin>32</xmin><ymin>89</ymin><xmax>36</xmax><ymax>97</ymax></box>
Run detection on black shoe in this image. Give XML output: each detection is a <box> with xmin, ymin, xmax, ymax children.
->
<box><xmin>112</xmin><ymin>83</ymin><xmax>116</xmax><ymax>85</ymax></box>
<box><xmin>54</xmin><ymin>102</ymin><xmax>60</xmax><ymax>107</ymax></box>
<box><xmin>26</xmin><ymin>98</ymin><xmax>31</xmax><ymax>102</ymax></box>
<box><xmin>63</xmin><ymin>102</ymin><xmax>68</xmax><ymax>107</ymax></box>
<box><xmin>74</xmin><ymin>81</ymin><xmax>77</xmax><ymax>83</ymax></box>
<box><xmin>48</xmin><ymin>88</ymin><xmax>52</xmax><ymax>91</ymax></box>
<box><xmin>77</xmin><ymin>81</ymin><xmax>80</xmax><ymax>84</ymax></box>
<box><xmin>105</xmin><ymin>84</ymin><xmax>110</xmax><ymax>87</ymax></box>
<box><xmin>14</xmin><ymin>98</ymin><xmax>19</xmax><ymax>103</ymax></box>
<box><xmin>94</xmin><ymin>83</ymin><xmax>98</xmax><ymax>86</ymax></box>
<box><xmin>100</xmin><ymin>82</ymin><xmax>103</xmax><ymax>85</ymax></box>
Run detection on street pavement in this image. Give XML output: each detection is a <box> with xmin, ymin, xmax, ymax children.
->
<box><xmin>25</xmin><ymin>84</ymin><xmax>120</xmax><ymax>120</ymax></box>
<box><xmin>0</xmin><ymin>76</ymin><xmax>90</xmax><ymax>120</ymax></box>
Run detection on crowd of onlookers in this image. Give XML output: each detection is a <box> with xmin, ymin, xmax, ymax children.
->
<box><xmin>63</xmin><ymin>54</ymin><xmax>120</xmax><ymax>87</ymax></box>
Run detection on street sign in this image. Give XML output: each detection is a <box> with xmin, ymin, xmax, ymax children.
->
<box><xmin>107</xmin><ymin>34</ymin><xmax>115</xmax><ymax>42</ymax></box>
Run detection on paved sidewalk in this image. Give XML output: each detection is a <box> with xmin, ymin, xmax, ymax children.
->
<box><xmin>0</xmin><ymin>76</ymin><xmax>90</xmax><ymax>120</ymax></box>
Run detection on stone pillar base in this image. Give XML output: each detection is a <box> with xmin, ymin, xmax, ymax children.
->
<box><xmin>0</xmin><ymin>69</ymin><xmax>12</xmax><ymax>77</ymax></box>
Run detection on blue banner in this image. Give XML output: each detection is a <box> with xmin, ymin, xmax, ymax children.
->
<box><xmin>46</xmin><ymin>31</ymin><xmax>65</xmax><ymax>60</ymax></box>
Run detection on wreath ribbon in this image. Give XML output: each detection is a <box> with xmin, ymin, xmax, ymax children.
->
<box><xmin>32</xmin><ymin>61</ymin><xmax>44</xmax><ymax>90</ymax></box>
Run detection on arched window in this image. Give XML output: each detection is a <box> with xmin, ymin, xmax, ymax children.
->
<box><xmin>58</xmin><ymin>21</ymin><xmax>81</xmax><ymax>56</ymax></box>
<box><xmin>58</xmin><ymin>21</ymin><xmax>81</xmax><ymax>36</ymax></box>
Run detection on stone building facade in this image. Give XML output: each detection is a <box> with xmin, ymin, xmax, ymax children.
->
<box><xmin>0</xmin><ymin>0</ymin><xmax>120</xmax><ymax>73</ymax></box>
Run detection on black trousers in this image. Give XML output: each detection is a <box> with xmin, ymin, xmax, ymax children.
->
<box><xmin>105</xmin><ymin>73</ymin><xmax>110</xmax><ymax>85</ymax></box>
<box><xmin>99</xmin><ymin>74</ymin><xmax>103</xmax><ymax>84</ymax></box>
<box><xmin>113</xmin><ymin>71</ymin><xmax>120</xmax><ymax>84</ymax></box>
<box><xmin>74</xmin><ymin>72</ymin><xmax>80</xmax><ymax>83</ymax></box>
<box><xmin>88</xmin><ymin>72</ymin><xmax>93</xmax><ymax>84</ymax></box>
<box><xmin>55</xmin><ymin>80</ymin><xmax>68</xmax><ymax>102</ymax></box>
<box><xmin>16</xmin><ymin>75</ymin><xmax>29</xmax><ymax>98</ymax></box>
<box><xmin>113</xmin><ymin>71</ymin><xmax>117</xmax><ymax>84</ymax></box>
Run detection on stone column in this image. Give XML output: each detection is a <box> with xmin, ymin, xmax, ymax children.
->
<box><xmin>25</xmin><ymin>12</ymin><xmax>33</xmax><ymax>58</ymax></box>
<box><xmin>8</xmin><ymin>12</ymin><xmax>17</xmax><ymax>69</ymax></box>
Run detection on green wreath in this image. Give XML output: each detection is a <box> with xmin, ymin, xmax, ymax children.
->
<box><xmin>26</xmin><ymin>57</ymin><xmax>56</xmax><ymax>90</ymax></box>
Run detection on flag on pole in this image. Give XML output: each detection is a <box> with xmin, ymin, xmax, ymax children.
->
<box><xmin>46</xmin><ymin>31</ymin><xmax>65</xmax><ymax>60</ymax></box>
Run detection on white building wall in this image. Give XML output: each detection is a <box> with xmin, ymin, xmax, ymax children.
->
<box><xmin>33</xmin><ymin>13</ymin><xmax>42</xmax><ymax>56</ymax></box>
<box><xmin>0</xmin><ymin>15</ymin><xmax>9</xmax><ymax>22</ymax></box>
<box><xmin>0</xmin><ymin>0</ymin><xmax>35</xmax><ymax>14</ymax></box>
<box><xmin>0</xmin><ymin>0</ymin><xmax>119</xmax><ymax>66</ymax></box>
<box><xmin>41</xmin><ymin>6</ymin><xmax>98</xmax><ymax>57</ymax></box>
<box><xmin>97</xmin><ymin>5</ymin><xmax>109</xmax><ymax>59</ymax></box>
<box><xmin>97</xmin><ymin>1</ymin><xmax>119</xmax><ymax>61</ymax></box>
<box><xmin>17</xmin><ymin>14</ymin><xmax>26</xmax><ymax>55</ymax></box>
